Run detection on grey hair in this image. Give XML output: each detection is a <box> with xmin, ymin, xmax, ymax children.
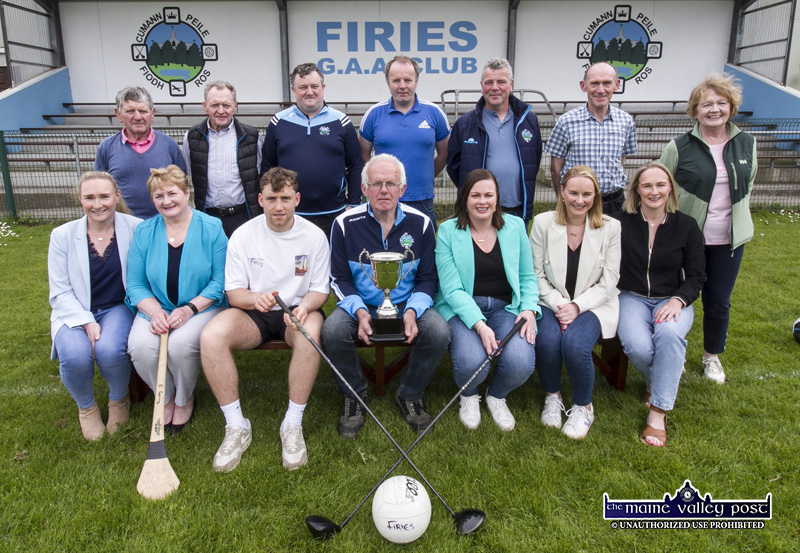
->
<box><xmin>204</xmin><ymin>80</ymin><xmax>237</xmax><ymax>103</ymax></box>
<box><xmin>482</xmin><ymin>58</ymin><xmax>513</xmax><ymax>80</ymax></box>
<box><xmin>362</xmin><ymin>153</ymin><xmax>407</xmax><ymax>187</ymax></box>
<box><xmin>115</xmin><ymin>86</ymin><xmax>153</xmax><ymax>111</ymax></box>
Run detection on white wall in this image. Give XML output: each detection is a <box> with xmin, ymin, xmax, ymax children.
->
<box><xmin>60</xmin><ymin>1</ymin><xmax>282</xmax><ymax>103</ymax></box>
<box><xmin>288</xmin><ymin>0</ymin><xmax>507</xmax><ymax>102</ymax></box>
<box><xmin>59</xmin><ymin>0</ymin><xmax>736</xmax><ymax>105</ymax></box>
<box><xmin>515</xmin><ymin>0</ymin><xmax>734</xmax><ymax>101</ymax></box>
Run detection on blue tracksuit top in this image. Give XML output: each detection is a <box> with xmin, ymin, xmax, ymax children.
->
<box><xmin>329</xmin><ymin>202</ymin><xmax>437</xmax><ymax>319</ymax></box>
<box><xmin>261</xmin><ymin>104</ymin><xmax>363</xmax><ymax>216</ymax></box>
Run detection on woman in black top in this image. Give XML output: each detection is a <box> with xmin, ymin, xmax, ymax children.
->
<box><xmin>613</xmin><ymin>162</ymin><xmax>706</xmax><ymax>447</ymax></box>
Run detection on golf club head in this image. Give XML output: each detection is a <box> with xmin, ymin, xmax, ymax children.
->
<box><xmin>305</xmin><ymin>515</ymin><xmax>342</xmax><ymax>540</ymax></box>
<box><xmin>454</xmin><ymin>509</ymin><xmax>486</xmax><ymax>535</ymax></box>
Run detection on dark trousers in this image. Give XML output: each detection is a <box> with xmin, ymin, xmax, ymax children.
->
<box><xmin>702</xmin><ymin>244</ymin><xmax>745</xmax><ymax>354</ymax></box>
<box><xmin>302</xmin><ymin>209</ymin><xmax>345</xmax><ymax>240</ymax></box>
<box><xmin>206</xmin><ymin>204</ymin><xmax>251</xmax><ymax>238</ymax></box>
<box><xmin>601</xmin><ymin>191</ymin><xmax>625</xmax><ymax>216</ymax></box>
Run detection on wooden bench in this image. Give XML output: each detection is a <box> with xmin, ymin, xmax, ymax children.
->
<box><xmin>258</xmin><ymin>338</ymin><xmax>411</xmax><ymax>398</ymax></box>
<box><xmin>592</xmin><ymin>337</ymin><xmax>628</xmax><ymax>391</ymax></box>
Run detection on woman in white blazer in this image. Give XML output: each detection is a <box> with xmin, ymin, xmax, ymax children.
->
<box><xmin>48</xmin><ymin>172</ymin><xmax>141</xmax><ymax>441</ymax></box>
<box><xmin>530</xmin><ymin>166</ymin><xmax>621</xmax><ymax>439</ymax></box>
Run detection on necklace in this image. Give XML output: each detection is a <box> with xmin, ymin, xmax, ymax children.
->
<box><xmin>566</xmin><ymin>221</ymin><xmax>585</xmax><ymax>237</ymax></box>
<box><xmin>470</xmin><ymin>227</ymin><xmax>495</xmax><ymax>243</ymax></box>
<box><xmin>166</xmin><ymin>216</ymin><xmax>191</xmax><ymax>244</ymax></box>
<box><xmin>643</xmin><ymin>214</ymin><xmax>666</xmax><ymax>227</ymax></box>
<box><xmin>88</xmin><ymin>225</ymin><xmax>114</xmax><ymax>243</ymax></box>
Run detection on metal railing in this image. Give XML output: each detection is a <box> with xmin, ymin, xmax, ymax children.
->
<box><xmin>0</xmin><ymin>0</ymin><xmax>63</xmax><ymax>88</ymax></box>
<box><xmin>731</xmin><ymin>0</ymin><xmax>797</xmax><ymax>85</ymax></box>
<box><xmin>1</xmin><ymin>118</ymin><xmax>799</xmax><ymax>222</ymax></box>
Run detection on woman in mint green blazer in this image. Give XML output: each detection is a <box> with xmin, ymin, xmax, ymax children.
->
<box><xmin>435</xmin><ymin>169</ymin><xmax>540</xmax><ymax>432</ymax></box>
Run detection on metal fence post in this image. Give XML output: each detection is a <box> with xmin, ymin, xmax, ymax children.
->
<box><xmin>0</xmin><ymin>131</ymin><xmax>18</xmax><ymax>219</ymax></box>
<box><xmin>73</xmin><ymin>134</ymin><xmax>82</xmax><ymax>179</ymax></box>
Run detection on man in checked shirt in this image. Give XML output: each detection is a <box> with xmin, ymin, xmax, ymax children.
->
<box><xmin>183</xmin><ymin>80</ymin><xmax>263</xmax><ymax>237</ymax></box>
<box><xmin>546</xmin><ymin>62</ymin><xmax>637</xmax><ymax>214</ymax></box>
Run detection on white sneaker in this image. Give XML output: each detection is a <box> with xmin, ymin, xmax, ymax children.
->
<box><xmin>459</xmin><ymin>395</ymin><xmax>481</xmax><ymax>430</ymax></box>
<box><xmin>486</xmin><ymin>395</ymin><xmax>515</xmax><ymax>431</ymax></box>
<box><xmin>280</xmin><ymin>424</ymin><xmax>308</xmax><ymax>470</ymax></box>
<box><xmin>703</xmin><ymin>357</ymin><xmax>726</xmax><ymax>384</ymax></box>
<box><xmin>213</xmin><ymin>419</ymin><xmax>252</xmax><ymax>472</ymax></box>
<box><xmin>562</xmin><ymin>405</ymin><xmax>594</xmax><ymax>439</ymax></box>
<box><xmin>540</xmin><ymin>394</ymin><xmax>564</xmax><ymax>428</ymax></box>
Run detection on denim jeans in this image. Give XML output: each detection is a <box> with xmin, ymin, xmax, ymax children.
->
<box><xmin>617</xmin><ymin>292</ymin><xmax>695</xmax><ymax>411</ymax></box>
<box><xmin>53</xmin><ymin>304</ymin><xmax>134</xmax><ymax>409</ymax></box>
<box><xmin>321</xmin><ymin>306</ymin><xmax>450</xmax><ymax>401</ymax></box>
<box><xmin>535</xmin><ymin>306</ymin><xmax>601</xmax><ymax>406</ymax></box>
<box><xmin>448</xmin><ymin>297</ymin><xmax>535</xmax><ymax>399</ymax></box>
<box><xmin>401</xmin><ymin>199</ymin><xmax>437</xmax><ymax>229</ymax></box>
<box><xmin>702</xmin><ymin>244</ymin><xmax>744</xmax><ymax>354</ymax></box>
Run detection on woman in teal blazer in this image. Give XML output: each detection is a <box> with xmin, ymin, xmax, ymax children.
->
<box><xmin>126</xmin><ymin>165</ymin><xmax>227</xmax><ymax>433</ymax></box>
<box><xmin>435</xmin><ymin>169</ymin><xmax>540</xmax><ymax>432</ymax></box>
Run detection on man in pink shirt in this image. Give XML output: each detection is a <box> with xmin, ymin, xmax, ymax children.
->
<box><xmin>94</xmin><ymin>86</ymin><xmax>185</xmax><ymax>218</ymax></box>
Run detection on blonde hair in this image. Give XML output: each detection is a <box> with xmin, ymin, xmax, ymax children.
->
<box><xmin>146</xmin><ymin>165</ymin><xmax>190</xmax><ymax>196</ymax></box>
<box><xmin>555</xmin><ymin>165</ymin><xmax>604</xmax><ymax>229</ymax></box>
<box><xmin>76</xmin><ymin>171</ymin><xmax>131</xmax><ymax>214</ymax></box>
<box><xmin>686</xmin><ymin>72</ymin><xmax>742</xmax><ymax>120</ymax></box>
<box><xmin>622</xmin><ymin>162</ymin><xmax>680</xmax><ymax>214</ymax></box>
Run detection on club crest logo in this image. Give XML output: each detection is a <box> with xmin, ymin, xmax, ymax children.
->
<box><xmin>576</xmin><ymin>4</ymin><xmax>663</xmax><ymax>94</ymax></box>
<box><xmin>320</xmin><ymin>126</ymin><xmax>331</xmax><ymax>136</ymax></box>
<box><xmin>399</xmin><ymin>233</ymin><xmax>414</xmax><ymax>249</ymax></box>
<box><xmin>130</xmin><ymin>7</ymin><xmax>219</xmax><ymax>96</ymax></box>
<box><xmin>521</xmin><ymin>129</ymin><xmax>533</xmax><ymax>143</ymax></box>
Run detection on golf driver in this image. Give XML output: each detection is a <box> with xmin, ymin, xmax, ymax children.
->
<box><xmin>276</xmin><ymin>295</ymin><xmax>502</xmax><ymax>539</ymax></box>
<box><xmin>300</xmin><ymin>303</ymin><xmax>527</xmax><ymax>538</ymax></box>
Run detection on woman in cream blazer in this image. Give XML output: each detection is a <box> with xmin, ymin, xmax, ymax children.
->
<box><xmin>530</xmin><ymin>166</ymin><xmax>620</xmax><ymax>440</ymax></box>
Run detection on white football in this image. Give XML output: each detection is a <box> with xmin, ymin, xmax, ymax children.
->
<box><xmin>372</xmin><ymin>475</ymin><xmax>432</xmax><ymax>544</ymax></box>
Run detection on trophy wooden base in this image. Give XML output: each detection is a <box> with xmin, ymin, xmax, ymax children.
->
<box><xmin>370</xmin><ymin>317</ymin><xmax>407</xmax><ymax>343</ymax></box>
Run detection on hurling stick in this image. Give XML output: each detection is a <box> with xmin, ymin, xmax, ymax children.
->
<box><xmin>137</xmin><ymin>332</ymin><xmax>179</xmax><ymax>500</ymax></box>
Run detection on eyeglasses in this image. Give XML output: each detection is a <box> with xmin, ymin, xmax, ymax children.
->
<box><xmin>366</xmin><ymin>181</ymin><xmax>401</xmax><ymax>189</ymax></box>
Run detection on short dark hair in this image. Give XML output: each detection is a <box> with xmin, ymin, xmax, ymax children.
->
<box><xmin>385</xmin><ymin>56</ymin><xmax>420</xmax><ymax>80</ymax></box>
<box><xmin>290</xmin><ymin>63</ymin><xmax>324</xmax><ymax>87</ymax></box>
<box><xmin>452</xmin><ymin>168</ymin><xmax>505</xmax><ymax>231</ymax></box>
<box><xmin>260</xmin><ymin>167</ymin><xmax>298</xmax><ymax>193</ymax></box>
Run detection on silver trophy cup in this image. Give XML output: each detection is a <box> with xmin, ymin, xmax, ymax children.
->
<box><xmin>358</xmin><ymin>248</ymin><xmax>415</xmax><ymax>341</ymax></box>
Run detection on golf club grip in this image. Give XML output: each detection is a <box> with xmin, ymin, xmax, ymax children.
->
<box><xmin>493</xmin><ymin>316</ymin><xmax>527</xmax><ymax>355</ymax></box>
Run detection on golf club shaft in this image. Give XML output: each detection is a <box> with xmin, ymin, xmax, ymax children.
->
<box><xmin>275</xmin><ymin>295</ymin><xmax>458</xmax><ymax>517</ymax></box>
<box><xmin>339</xmin><ymin>317</ymin><xmax>527</xmax><ymax>527</ymax></box>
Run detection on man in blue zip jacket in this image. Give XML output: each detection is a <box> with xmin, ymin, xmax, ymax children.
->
<box><xmin>261</xmin><ymin>63</ymin><xmax>363</xmax><ymax>238</ymax></box>
<box><xmin>447</xmin><ymin>58</ymin><xmax>542</xmax><ymax>224</ymax></box>
<box><xmin>183</xmin><ymin>81</ymin><xmax>263</xmax><ymax>237</ymax></box>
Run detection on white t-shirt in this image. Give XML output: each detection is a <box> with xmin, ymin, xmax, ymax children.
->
<box><xmin>225</xmin><ymin>214</ymin><xmax>330</xmax><ymax>309</ymax></box>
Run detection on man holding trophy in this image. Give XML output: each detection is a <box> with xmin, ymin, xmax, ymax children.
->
<box><xmin>323</xmin><ymin>154</ymin><xmax>450</xmax><ymax>439</ymax></box>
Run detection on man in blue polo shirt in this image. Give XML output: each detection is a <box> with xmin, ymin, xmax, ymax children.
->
<box><xmin>359</xmin><ymin>56</ymin><xmax>450</xmax><ymax>227</ymax></box>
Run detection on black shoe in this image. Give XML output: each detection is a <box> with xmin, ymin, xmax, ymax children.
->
<box><xmin>338</xmin><ymin>392</ymin><xmax>368</xmax><ymax>439</ymax></box>
<box><xmin>395</xmin><ymin>394</ymin><xmax>433</xmax><ymax>434</ymax></box>
<box><xmin>166</xmin><ymin>398</ymin><xmax>196</xmax><ymax>437</ymax></box>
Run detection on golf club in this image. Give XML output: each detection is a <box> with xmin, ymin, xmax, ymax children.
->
<box><xmin>310</xmin><ymin>317</ymin><xmax>526</xmax><ymax>538</ymax></box>
<box><xmin>137</xmin><ymin>332</ymin><xmax>180</xmax><ymax>500</ymax></box>
<box><xmin>276</xmin><ymin>295</ymin><xmax>486</xmax><ymax>537</ymax></box>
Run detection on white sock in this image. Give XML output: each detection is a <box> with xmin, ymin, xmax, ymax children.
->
<box><xmin>281</xmin><ymin>399</ymin><xmax>306</xmax><ymax>430</ymax></box>
<box><xmin>220</xmin><ymin>399</ymin><xmax>247</xmax><ymax>428</ymax></box>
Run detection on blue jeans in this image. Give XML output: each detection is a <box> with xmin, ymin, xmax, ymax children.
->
<box><xmin>53</xmin><ymin>304</ymin><xmax>134</xmax><ymax>409</ymax></box>
<box><xmin>617</xmin><ymin>292</ymin><xmax>695</xmax><ymax>411</ymax></box>
<box><xmin>401</xmin><ymin>199</ymin><xmax>437</xmax><ymax>229</ymax></box>
<box><xmin>702</xmin><ymin>244</ymin><xmax>744</xmax><ymax>354</ymax></box>
<box><xmin>321</xmin><ymin>306</ymin><xmax>450</xmax><ymax>401</ymax></box>
<box><xmin>535</xmin><ymin>306</ymin><xmax>601</xmax><ymax>406</ymax></box>
<box><xmin>448</xmin><ymin>297</ymin><xmax>535</xmax><ymax>399</ymax></box>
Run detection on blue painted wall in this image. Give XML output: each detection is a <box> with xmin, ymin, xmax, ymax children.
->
<box><xmin>0</xmin><ymin>67</ymin><xmax>73</xmax><ymax>131</ymax></box>
<box><xmin>726</xmin><ymin>64</ymin><xmax>800</xmax><ymax>119</ymax></box>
